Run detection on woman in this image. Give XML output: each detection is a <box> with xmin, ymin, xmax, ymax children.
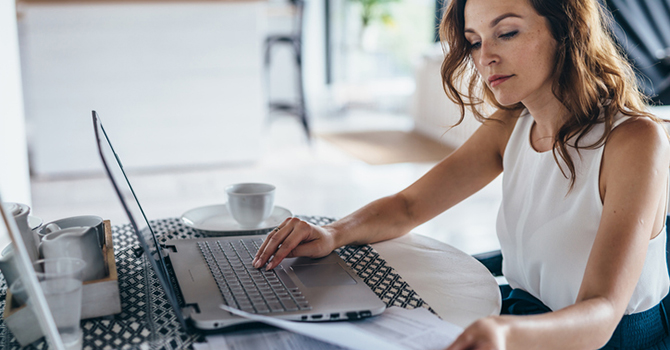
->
<box><xmin>253</xmin><ymin>0</ymin><xmax>670</xmax><ymax>348</ymax></box>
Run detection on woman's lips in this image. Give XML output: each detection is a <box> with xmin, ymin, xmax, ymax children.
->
<box><xmin>488</xmin><ymin>75</ymin><xmax>514</xmax><ymax>88</ymax></box>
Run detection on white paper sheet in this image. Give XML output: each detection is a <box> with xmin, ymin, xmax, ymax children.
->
<box><xmin>354</xmin><ymin>307</ymin><xmax>462</xmax><ymax>350</ymax></box>
<box><xmin>200</xmin><ymin>328</ymin><xmax>349</xmax><ymax>350</ymax></box>
<box><xmin>220</xmin><ymin>305</ymin><xmax>407</xmax><ymax>350</ymax></box>
<box><xmin>194</xmin><ymin>306</ymin><xmax>463</xmax><ymax>350</ymax></box>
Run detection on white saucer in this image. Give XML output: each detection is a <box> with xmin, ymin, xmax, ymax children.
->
<box><xmin>181</xmin><ymin>204</ymin><xmax>292</xmax><ymax>236</ymax></box>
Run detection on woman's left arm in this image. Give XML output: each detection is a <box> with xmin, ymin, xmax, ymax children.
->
<box><xmin>448</xmin><ymin>118</ymin><xmax>670</xmax><ymax>350</ymax></box>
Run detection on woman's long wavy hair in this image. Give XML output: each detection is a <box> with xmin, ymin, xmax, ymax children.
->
<box><xmin>439</xmin><ymin>0</ymin><xmax>662</xmax><ymax>188</ymax></box>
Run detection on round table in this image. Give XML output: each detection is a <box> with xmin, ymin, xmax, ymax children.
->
<box><xmin>0</xmin><ymin>217</ymin><xmax>501</xmax><ymax>349</ymax></box>
<box><xmin>373</xmin><ymin>233</ymin><xmax>501</xmax><ymax>328</ymax></box>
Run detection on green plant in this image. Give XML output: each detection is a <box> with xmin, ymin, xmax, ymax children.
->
<box><xmin>350</xmin><ymin>0</ymin><xmax>399</xmax><ymax>29</ymax></box>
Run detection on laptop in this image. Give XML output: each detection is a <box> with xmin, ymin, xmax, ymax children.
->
<box><xmin>92</xmin><ymin>111</ymin><xmax>386</xmax><ymax>330</ymax></box>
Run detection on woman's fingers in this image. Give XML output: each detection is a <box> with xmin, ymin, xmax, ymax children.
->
<box><xmin>252</xmin><ymin>218</ymin><xmax>333</xmax><ymax>270</ymax></box>
<box><xmin>253</xmin><ymin>217</ymin><xmax>292</xmax><ymax>268</ymax></box>
<box><xmin>446</xmin><ymin>317</ymin><xmax>506</xmax><ymax>350</ymax></box>
<box><xmin>253</xmin><ymin>226</ymin><xmax>293</xmax><ymax>268</ymax></box>
<box><xmin>253</xmin><ymin>217</ymin><xmax>310</xmax><ymax>269</ymax></box>
<box><xmin>265</xmin><ymin>220</ymin><xmax>314</xmax><ymax>270</ymax></box>
<box><xmin>256</xmin><ymin>217</ymin><xmax>292</xmax><ymax>256</ymax></box>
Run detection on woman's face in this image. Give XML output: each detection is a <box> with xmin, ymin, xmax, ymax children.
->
<box><xmin>463</xmin><ymin>0</ymin><xmax>558</xmax><ymax>107</ymax></box>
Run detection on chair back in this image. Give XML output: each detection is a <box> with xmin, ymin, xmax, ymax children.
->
<box><xmin>289</xmin><ymin>0</ymin><xmax>305</xmax><ymax>38</ymax></box>
<box><xmin>604</xmin><ymin>0</ymin><xmax>670</xmax><ymax>103</ymax></box>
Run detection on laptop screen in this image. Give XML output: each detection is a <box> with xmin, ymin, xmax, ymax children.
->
<box><xmin>92</xmin><ymin>111</ymin><xmax>188</xmax><ymax>330</ymax></box>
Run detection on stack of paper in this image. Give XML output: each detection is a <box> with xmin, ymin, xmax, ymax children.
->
<box><xmin>193</xmin><ymin>306</ymin><xmax>463</xmax><ymax>350</ymax></box>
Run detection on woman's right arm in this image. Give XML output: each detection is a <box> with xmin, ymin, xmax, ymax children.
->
<box><xmin>253</xmin><ymin>108</ymin><xmax>519</xmax><ymax>270</ymax></box>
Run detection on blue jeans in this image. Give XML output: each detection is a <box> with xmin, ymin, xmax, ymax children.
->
<box><xmin>499</xmin><ymin>285</ymin><xmax>670</xmax><ymax>349</ymax></box>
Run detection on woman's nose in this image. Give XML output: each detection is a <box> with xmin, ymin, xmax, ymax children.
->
<box><xmin>478</xmin><ymin>41</ymin><xmax>499</xmax><ymax>67</ymax></box>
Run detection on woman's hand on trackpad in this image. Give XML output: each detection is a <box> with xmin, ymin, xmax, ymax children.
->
<box><xmin>252</xmin><ymin>217</ymin><xmax>336</xmax><ymax>270</ymax></box>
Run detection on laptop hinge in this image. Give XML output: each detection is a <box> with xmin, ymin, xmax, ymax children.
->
<box><xmin>182</xmin><ymin>303</ymin><xmax>200</xmax><ymax>317</ymax></box>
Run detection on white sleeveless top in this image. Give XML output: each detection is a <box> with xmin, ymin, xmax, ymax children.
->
<box><xmin>497</xmin><ymin>108</ymin><xmax>670</xmax><ymax>314</ymax></box>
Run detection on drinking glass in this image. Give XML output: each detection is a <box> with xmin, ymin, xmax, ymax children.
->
<box><xmin>11</xmin><ymin>257</ymin><xmax>86</xmax><ymax>350</ymax></box>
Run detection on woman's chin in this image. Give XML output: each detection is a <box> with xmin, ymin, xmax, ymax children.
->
<box><xmin>492</xmin><ymin>94</ymin><xmax>521</xmax><ymax>107</ymax></box>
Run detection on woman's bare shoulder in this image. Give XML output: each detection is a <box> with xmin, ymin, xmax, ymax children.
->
<box><xmin>608</xmin><ymin>116</ymin><xmax>670</xmax><ymax>153</ymax></box>
<box><xmin>603</xmin><ymin>116</ymin><xmax>670</xmax><ymax>182</ymax></box>
<box><xmin>482</xmin><ymin>107</ymin><xmax>525</xmax><ymax>155</ymax></box>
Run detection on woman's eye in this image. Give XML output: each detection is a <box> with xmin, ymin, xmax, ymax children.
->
<box><xmin>470</xmin><ymin>42</ymin><xmax>481</xmax><ymax>50</ymax></box>
<box><xmin>499</xmin><ymin>30</ymin><xmax>518</xmax><ymax>40</ymax></box>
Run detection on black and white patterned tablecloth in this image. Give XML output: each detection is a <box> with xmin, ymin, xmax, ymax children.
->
<box><xmin>0</xmin><ymin>216</ymin><xmax>434</xmax><ymax>350</ymax></box>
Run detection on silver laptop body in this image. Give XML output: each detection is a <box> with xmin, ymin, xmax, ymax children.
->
<box><xmin>92</xmin><ymin>111</ymin><xmax>386</xmax><ymax>330</ymax></box>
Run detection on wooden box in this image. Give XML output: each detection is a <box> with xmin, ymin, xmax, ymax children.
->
<box><xmin>3</xmin><ymin>220</ymin><xmax>121</xmax><ymax>346</ymax></box>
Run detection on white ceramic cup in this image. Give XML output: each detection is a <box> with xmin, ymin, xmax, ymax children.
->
<box><xmin>226</xmin><ymin>183</ymin><xmax>276</xmax><ymax>228</ymax></box>
<box><xmin>4</xmin><ymin>202</ymin><xmax>39</xmax><ymax>263</ymax></box>
<box><xmin>38</xmin><ymin>227</ymin><xmax>106</xmax><ymax>282</ymax></box>
<box><xmin>37</xmin><ymin>215</ymin><xmax>104</xmax><ymax>248</ymax></box>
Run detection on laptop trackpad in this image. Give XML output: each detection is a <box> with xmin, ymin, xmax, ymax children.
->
<box><xmin>291</xmin><ymin>263</ymin><xmax>357</xmax><ymax>287</ymax></box>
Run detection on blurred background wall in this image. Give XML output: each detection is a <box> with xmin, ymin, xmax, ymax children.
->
<box><xmin>1</xmin><ymin>0</ymin><xmax>31</xmax><ymax>205</ymax></box>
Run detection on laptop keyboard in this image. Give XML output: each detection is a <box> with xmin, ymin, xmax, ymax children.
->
<box><xmin>198</xmin><ymin>239</ymin><xmax>312</xmax><ymax>314</ymax></box>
